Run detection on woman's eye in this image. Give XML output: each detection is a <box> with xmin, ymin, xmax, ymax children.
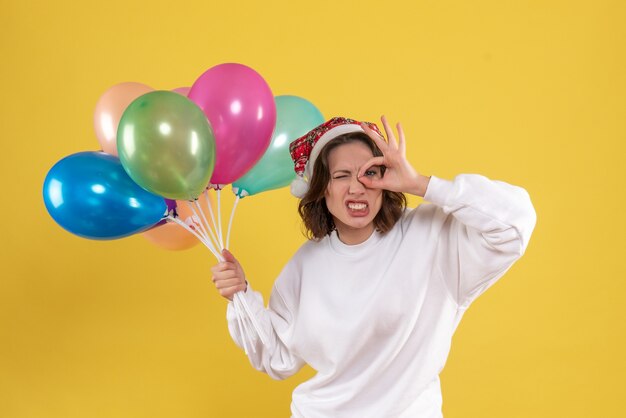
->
<box><xmin>333</xmin><ymin>175</ymin><xmax>348</xmax><ymax>179</ymax></box>
<box><xmin>365</xmin><ymin>170</ymin><xmax>379</xmax><ymax>177</ymax></box>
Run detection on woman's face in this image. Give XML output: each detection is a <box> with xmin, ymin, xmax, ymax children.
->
<box><xmin>324</xmin><ymin>141</ymin><xmax>383</xmax><ymax>243</ymax></box>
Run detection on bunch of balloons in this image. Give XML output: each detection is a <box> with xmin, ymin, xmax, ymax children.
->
<box><xmin>43</xmin><ymin>63</ymin><xmax>325</xmax><ymax>353</ymax></box>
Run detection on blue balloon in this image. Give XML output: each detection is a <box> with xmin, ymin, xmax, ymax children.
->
<box><xmin>43</xmin><ymin>151</ymin><xmax>167</xmax><ymax>240</ymax></box>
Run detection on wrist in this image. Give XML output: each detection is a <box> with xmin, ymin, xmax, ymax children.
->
<box><xmin>407</xmin><ymin>174</ymin><xmax>431</xmax><ymax>197</ymax></box>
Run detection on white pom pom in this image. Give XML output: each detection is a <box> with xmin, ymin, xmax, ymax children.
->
<box><xmin>290</xmin><ymin>177</ymin><xmax>309</xmax><ymax>198</ymax></box>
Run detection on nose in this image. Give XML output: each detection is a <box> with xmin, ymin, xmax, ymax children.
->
<box><xmin>348</xmin><ymin>174</ymin><xmax>366</xmax><ymax>194</ymax></box>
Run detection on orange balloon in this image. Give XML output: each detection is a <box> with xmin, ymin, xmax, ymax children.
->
<box><xmin>142</xmin><ymin>192</ymin><xmax>214</xmax><ymax>251</ymax></box>
<box><xmin>94</xmin><ymin>82</ymin><xmax>153</xmax><ymax>156</ymax></box>
<box><xmin>176</xmin><ymin>192</ymin><xmax>212</xmax><ymax>221</ymax></box>
<box><xmin>142</xmin><ymin>222</ymin><xmax>199</xmax><ymax>251</ymax></box>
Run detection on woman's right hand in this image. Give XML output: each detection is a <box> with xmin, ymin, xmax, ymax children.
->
<box><xmin>358</xmin><ymin>115</ymin><xmax>430</xmax><ymax>198</ymax></box>
<box><xmin>211</xmin><ymin>249</ymin><xmax>248</xmax><ymax>301</ymax></box>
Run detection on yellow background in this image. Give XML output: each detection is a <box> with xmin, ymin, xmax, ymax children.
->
<box><xmin>1</xmin><ymin>0</ymin><xmax>624</xmax><ymax>416</ymax></box>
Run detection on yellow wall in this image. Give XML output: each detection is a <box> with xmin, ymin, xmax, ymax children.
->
<box><xmin>2</xmin><ymin>0</ymin><xmax>624</xmax><ymax>416</ymax></box>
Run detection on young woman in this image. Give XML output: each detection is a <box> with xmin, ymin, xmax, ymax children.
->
<box><xmin>211</xmin><ymin>116</ymin><xmax>537</xmax><ymax>418</ymax></box>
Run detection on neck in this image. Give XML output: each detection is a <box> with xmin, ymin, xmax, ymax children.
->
<box><xmin>335</xmin><ymin>224</ymin><xmax>375</xmax><ymax>245</ymax></box>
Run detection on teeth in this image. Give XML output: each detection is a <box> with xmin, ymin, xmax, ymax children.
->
<box><xmin>348</xmin><ymin>203</ymin><xmax>367</xmax><ymax>210</ymax></box>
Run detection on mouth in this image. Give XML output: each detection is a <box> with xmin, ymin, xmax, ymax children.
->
<box><xmin>345</xmin><ymin>200</ymin><xmax>370</xmax><ymax>216</ymax></box>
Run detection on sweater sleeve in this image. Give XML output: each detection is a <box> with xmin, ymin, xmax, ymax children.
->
<box><xmin>226</xmin><ymin>273</ymin><xmax>305</xmax><ymax>380</ymax></box>
<box><xmin>423</xmin><ymin>174</ymin><xmax>537</xmax><ymax>308</ymax></box>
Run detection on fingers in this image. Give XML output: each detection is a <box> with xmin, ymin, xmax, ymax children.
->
<box><xmin>396</xmin><ymin>122</ymin><xmax>406</xmax><ymax>155</ymax></box>
<box><xmin>380</xmin><ymin>115</ymin><xmax>398</xmax><ymax>150</ymax></box>
<box><xmin>358</xmin><ymin>175</ymin><xmax>385</xmax><ymax>190</ymax></box>
<box><xmin>213</xmin><ymin>277</ymin><xmax>244</xmax><ymax>289</ymax></box>
<box><xmin>361</xmin><ymin>123</ymin><xmax>388</xmax><ymax>151</ymax></box>
<box><xmin>362</xmin><ymin>116</ymin><xmax>403</xmax><ymax>154</ymax></box>
<box><xmin>217</xmin><ymin>283</ymin><xmax>247</xmax><ymax>301</ymax></box>
<box><xmin>211</xmin><ymin>255</ymin><xmax>241</xmax><ymax>282</ymax></box>
<box><xmin>211</xmin><ymin>268</ymin><xmax>239</xmax><ymax>282</ymax></box>
<box><xmin>358</xmin><ymin>156</ymin><xmax>385</xmax><ymax>178</ymax></box>
<box><xmin>212</xmin><ymin>270</ymin><xmax>246</xmax><ymax>301</ymax></box>
<box><xmin>212</xmin><ymin>249</ymin><xmax>246</xmax><ymax>301</ymax></box>
<box><xmin>221</xmin><ymin>248</ymin><xmax>237</xmax><ymax>263</ymax></box>
<box><xmin>210</xmin><ymin>261</ymin><xmax>237</xmax><ymax>274</ymax></box>
<box><xmin>358</xmin><ymin>156</ymin><xmax>386</xmax><ymax>190</ymax></box>
<box><xmin>220</xmin><ymin>249</ymin><xmax>242</xmax><ymax>271</ymax></box>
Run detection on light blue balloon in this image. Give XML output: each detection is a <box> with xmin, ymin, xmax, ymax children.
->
<box><xmin>232</xmin><ymin>95</ymin><xmax>324</xmax><ymax>197</ymax></box>
<box><xmin>43</xmin><ymin>151</ymin><xmax>167</xmax><ymax>240</ymax></box>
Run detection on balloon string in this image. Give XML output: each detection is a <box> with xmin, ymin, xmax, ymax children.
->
<box><xmin>217</xmin><ymin>194</ymin><xmax>263</xmax><ymax>344</ymax></box>
<box><xmin>185</xmin><ymin>200</ymin><xmax>210</xmax><ymax>246</ymax></box>
<box><xmin>204</xmin><ymin>190</ymin><xmax>223</xmax><ymax>251</ymax></box>
<box><xmin>199</xmin><ymin>192</ymin><xmax>221</xmax><ymax>251</ymax></box>
<box><xmin>233</xmin><ymin>295</ymin><xmax>250</xmax><ymax>355</ymax></box>
<box><xmin>221</xmin><ymin>196</ymin><xmax>268</xmax><ymax>346</ymax></box>
<box><xmin>235</xmin><ymin>291</ymin><xmax>268</xmax><ymax>345</ymax></box>
<box><xmin>179</xmin><ymin>192</ymin><xmax>265</xmax><ymax>350</ymax></box>
<box><xmin>234</xmin><ymin>295</ymin><xmax>257</xmax><ymax>354</ymax></box>
<box><xmin>168</xmin><ymin>214</ymin><xmax>255</xmax><ymax>351</ymax></box>
<box><xmin>185</xmin><ymin>201</ymin><xmax>216</xmax><ymax>251</ymax></box>
<box><xmin>226</xmin><ymin>196</ymin><xmax>240</xmax><ymax>250</ymax></box>
<box><xmin>191</xmin><ymin>196</ymin><xmax>258</xmax><ymax>350</ymax></box>
<box><xmin>166</xmin><ymin>215</ymin><xmax>209</xmax><ymax>251</ymax></box>
<box><xmin>216</xmin><ymin>189</ymin><xmax>225</xmax><ymax>250</ymax></box>
<box><xmin>192</xmin><ymin>199</ymin><xmax>221</xmax><ymax>251</ymax></box>
<box><xmin>166</xmin><ymin>216</ymin><xmax>221</xmax><ymax>261</ymax></box>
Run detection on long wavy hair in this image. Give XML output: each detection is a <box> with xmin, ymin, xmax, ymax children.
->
<box><xmin>297</xmin><ymin>132</ymin><xmax>407</xmax><ymax>240</ymax></box>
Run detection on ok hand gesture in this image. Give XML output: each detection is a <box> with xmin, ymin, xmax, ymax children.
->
<box><xmin>358</xmin><ymin>116</ymin><xmax>430</xmax><ymax>197</ymax></box>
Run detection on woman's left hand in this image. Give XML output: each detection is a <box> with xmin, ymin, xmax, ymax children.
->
<box><xmin>358</xmin><ymin>115</ymin><xmax>430</xmax><ymax>197</ymax></box>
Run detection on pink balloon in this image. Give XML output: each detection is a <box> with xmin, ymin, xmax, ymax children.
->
<box><xmin>188</xmin><ymin>63</ymin><xmax>276</xmax><ymax>186</ymax></box>
<box><xmin>94</xmin><ymin>82</ymin><xmax>153</xmax><ymax>156</ymax></box>
<box><xmin>172</xmin><ymin>86</ymin><xmax>190</xmax><ymax>96</ymax></box>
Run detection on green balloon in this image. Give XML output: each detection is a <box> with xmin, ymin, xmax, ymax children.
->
<box><xmin>117</xmin><ymin>91</ymin><xmax>216</xmax><ymax>200</ymax></box>
<box><xmin>232</xmin><ymin>95</ymin><xmax>324</xmax><ymax>197</ymax></box>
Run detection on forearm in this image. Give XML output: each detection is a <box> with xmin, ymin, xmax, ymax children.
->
<box><xmin>425</xmin><ymin>174</ymin><xmax>537</xmax><ymax>254</ymax></box>
<box><xmin>425</xmin><ymin>174</ymin><xmax>537</xmax><ymax>306</ymax></box>
<box><xmin>405</xmin><ymin>173</ymin><xmax>431</xmax><ymax>197</ymax></box>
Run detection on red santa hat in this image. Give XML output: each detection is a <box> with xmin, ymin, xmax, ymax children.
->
<box><xmin>288</xmin><ymin>117</ymin><xmax>382</xmax><ymax>198</ymax></box>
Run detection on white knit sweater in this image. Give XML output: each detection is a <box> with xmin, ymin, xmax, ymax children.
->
<box><xmin>227</xmin><ymin>174</ymin><xmax>537</xmax><ymax>417</ymax></box>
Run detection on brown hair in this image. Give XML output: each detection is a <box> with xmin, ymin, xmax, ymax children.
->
<box><xmin>297</xmin><ymin>132</ymin><xmax>407</xmax><ymax>240</ymax></box>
